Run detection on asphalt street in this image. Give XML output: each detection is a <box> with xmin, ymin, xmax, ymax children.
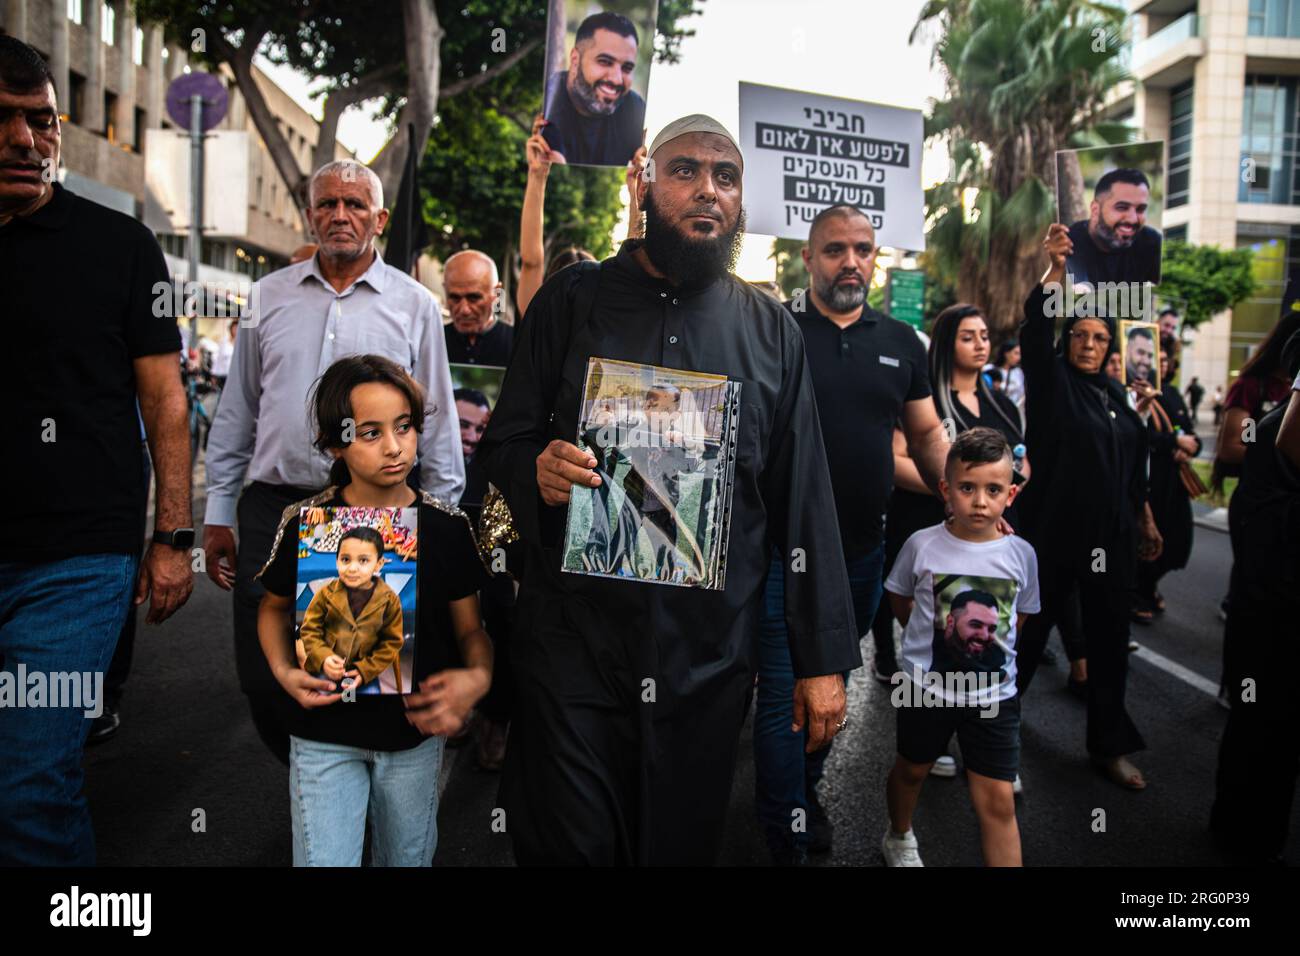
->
<box><xmin>83</xmin><ymin>409</ymin><xmax>1298</xmax><ymax>866</ymax></box>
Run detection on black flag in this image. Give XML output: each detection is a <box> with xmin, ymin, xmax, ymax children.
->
<box><xmin>384</xmin><ymin>123</ymin><xmax>429</xmax><ymax>275</ymax></box>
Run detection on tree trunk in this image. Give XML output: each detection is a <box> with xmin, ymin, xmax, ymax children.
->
<box><xmin>370</xmin><ymin>0</ymin><xmax>443</xmax><ymax>205</ymax></box>
<box><xmin>1057</xmin><ymin>151</ymin><xmax>1086</xmax><ymax>226</ymax></box>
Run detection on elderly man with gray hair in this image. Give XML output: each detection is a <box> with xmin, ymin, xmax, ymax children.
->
<box><xmin>443</xmin><ymin>249</ymin><xmax>514</xmax><ymax>366</ymax></box>
<box><xmin>203</xmin><ymin>159</ymin><xmax>464</xmax><ymax>763</ymax></box>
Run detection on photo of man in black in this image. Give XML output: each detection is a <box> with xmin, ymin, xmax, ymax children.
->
<box><xmin>542</xmin><ymin>11</ymin><xmax>647</xmax><ymax>167</ymax></box>
<box><xmin>930</xmin><ymin>588</ymin><xmax>1008</xmax><ymax>683</ymax></box>
<box><xmin>1064</xmin><ymin>168</ymin><xmax>1163</xmax><ymax>286</ymax></box>
<box><xmin>1124</xmin><ymin>324</ymin><xmax>1158</xmax><ymax>389</ymax></box>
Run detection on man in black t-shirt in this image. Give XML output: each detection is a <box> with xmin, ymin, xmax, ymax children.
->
<box><xmin>443</xmin><ymin>250</ymin><xmax>514</xmax><ymax>366</ymax></box>
<box><xmin>755</xmin><ymin>204</ymin><xmax>950</xmax><ymax>864</ymax></box>
<box><xmin>541</xmin><ymin>11</ymin><xmax>646</xmax><ymax>167</ymax></box>
<box><xmin>1064</xmin><ymin>167</ymin><xmax>1162</xmax><ymax>287</ymax></box>
<box><xmin>0</xmin><ymin>37</ymin><xmax>193</xmax><ymax>865</ymax></box>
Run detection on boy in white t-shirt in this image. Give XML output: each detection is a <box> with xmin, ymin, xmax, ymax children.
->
<box><xmin>881</xmin><ymin>427</ymin><xmax>1040</xmax><ymax>867</ymax></box>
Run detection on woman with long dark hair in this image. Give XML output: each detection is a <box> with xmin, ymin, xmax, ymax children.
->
<box><xmin>1015</xmin><ymin>224</ymin><xmax>1163</xmax><ymax>791</ymax></box>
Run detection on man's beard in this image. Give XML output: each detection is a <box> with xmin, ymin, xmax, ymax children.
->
<box><xmin>569</xmin><ymin>63</ymin><xmax>624</xmax><ymax>116</ymax></box>
<box><xmin>813</xmin><ymin>271</ymin><xmax>867</xmax><ymax>312</ymax></box>
<box><xmin>1092</xmin><ymin>215</ymin><xmax>1138</xmax><ymax>251</ymax></box>
<box><xmin>642</xmin><ymin>191</ymin><xmax>745</xmax><ymax>287</ymax></box>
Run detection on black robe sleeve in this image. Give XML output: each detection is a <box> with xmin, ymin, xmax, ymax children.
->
<box><xmin>1019</xmin><ymin>285</ymin><xmax>1057</xmax><ymax>446</ymax></box>
<box><xmin>763</xmin><ymin>311</ymin><xmax>862</xmax><ymax>679</ymax></box>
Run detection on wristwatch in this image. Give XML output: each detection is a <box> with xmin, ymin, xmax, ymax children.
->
<box><xmin>153</xmin><ymin>528</ymin><xmax>196</xmax><ymax>550</ymax></box>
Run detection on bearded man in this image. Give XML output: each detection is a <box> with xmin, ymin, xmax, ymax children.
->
<box><xmin>476</xmin><ymin>114</ymin><xmax>861</xmax><ymax>865</ymax></box>
<box><xmin>1064</xmin><ymin>167</ymin><xmax>1162</xmax><ymax>287</ymax></box>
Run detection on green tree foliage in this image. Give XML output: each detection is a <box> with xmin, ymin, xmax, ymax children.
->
<box><xmin>915</xmin><ymin>0</ymin><xmax>1129</xmax><ymax>335</ymax></box>
<box><xmin>1156</xmin><ymin>241</ymin><xmax>1257</xmax><ymax>332</ymax></box>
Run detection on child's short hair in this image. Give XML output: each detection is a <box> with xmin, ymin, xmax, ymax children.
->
<box><xmin>945</xmin><ymin>427</ymin><xmax>1013</xmax><ymax>476</ymax></box>
<box><xmin>339</xmin><ymin>525</ymin><xmax>385</xmax><ymax>558</ymax></box>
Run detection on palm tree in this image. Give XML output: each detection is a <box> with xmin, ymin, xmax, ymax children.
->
<box><xmin>915</xmin><ymin>0</ymin><xmax>1130</xmax><ymax>335</ymax></box>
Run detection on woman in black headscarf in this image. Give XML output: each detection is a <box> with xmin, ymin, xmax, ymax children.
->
<box><xmin>1015</xmin><ymin>224</ymin><xmax>1163</xmax><ymax>791</ymax></box>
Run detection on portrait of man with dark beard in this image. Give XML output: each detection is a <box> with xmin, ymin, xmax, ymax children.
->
<box><xmin>542</xmin><ymin>9</ymin><xmax>649</xmax><ymax>167</ymax></box>
<box><xmin>930</xmin><ymin>588</ymin><xmax>1008</xmax><ymax>687</ymax></box>
<box><xmin>1062</xmin><ymin>166</ymin><xmax>1163</xmax><ymax>287</ymax></box>
<box><xmin>475</xmin><ymin>113</ymin><xmax>861</xmax><ymax>865</ymax></box>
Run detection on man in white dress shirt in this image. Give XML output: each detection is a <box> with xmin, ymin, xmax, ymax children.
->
<box><xmin>202</xmin><ymin>160</ymin><xmax>463</xmax><ymax>762</ymax></box>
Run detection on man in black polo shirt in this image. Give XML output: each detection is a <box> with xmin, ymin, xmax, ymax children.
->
<box><xmin>754</xmin><ymin>203</ymin><xmax>949</xmax><ymax>864</ymax></box>
<box><xmin>443</xmin><ymin>250</ymin><xmax>514</xmax><ymax>366</ymax></box>
<box><xmin>0</xmin><ymin>37</ymin><xmax>193</xmax><ymax>865</ymax></box>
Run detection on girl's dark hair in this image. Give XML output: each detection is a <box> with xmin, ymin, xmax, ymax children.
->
<box><xmin>544</xmin><ymin>246</ymin><xmax>596</xmax><ymax>281</ymax></box>
<box><xmin>928</xmin><ymin>303</ymin><xmax>1023</xmax><ymax>441</ymax></box>
<box><xmin>312</xmin><ymin>355</ymin><xmax>426</xmax><ymax>487</ymax></box>
<box><xmin>1237</xmin><ymin>307</ymin><xmax>1300</xmax><ymax>383</ymax></box>
<box><xmin>994</xmin><ymin>338</ymin><xmax>1020</xmax><ymax>367</ymax></box>
<box><xmin>339</xmin><ymin>525</ymin><xmax>385</xmax><ymax>557</ymax></box>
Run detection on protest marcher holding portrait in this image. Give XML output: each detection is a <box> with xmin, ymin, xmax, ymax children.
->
<box><xmin>542</xmin><ymin>10</ymin><xmax>648</xmax><ymax>167</ymax></box>
<box><xmin>443</xmin><ymin>250</ymin><xmax>514</xmax><ymax>366</ymax></box>
<box><xmin>755</xmin><ymin>204</ymin><xmax>949</xmax><ymax>864</ymax></box>
<box><xmin>477</xmin><ymin>114</ymin><xmax>861</xmax><ymax>865</ymax></box>
<box><xmin>203</xmin><ymin>160</ymin><xmax>464</xmax><ymax>765</ymax></box>
<box><xmin>0</xmin><ymin>37</ymin><xmax>193</xmax><ymax>865</ymax></box>
<box><xmin>1015</xmin><ymin>223</ymin><xmax>1162</xmax><ymax>791</ymax></box>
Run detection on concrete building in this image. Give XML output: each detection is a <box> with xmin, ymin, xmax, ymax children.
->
<box><xmin>1111</xmin><ymin>0</ymin><xmax>1300</xmax><ymax>394</ymax></box>
<box><xmin>2</xmin><ymin>0</ymin><xmax>350</xmax><ymax>289</ymax></box>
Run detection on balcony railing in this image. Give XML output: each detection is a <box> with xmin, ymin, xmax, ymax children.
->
<box><xmin>1132</xmin><ymin>12</ymin><xmax>1199</xmax><ymax>71</ymax></box>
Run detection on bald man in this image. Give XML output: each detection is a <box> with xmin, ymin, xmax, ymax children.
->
<box><xmin>477</xmin><ymin>115</ymin><xmax>859</xmax><ymax>865</ymax></box>
<box><xmin>443</xmin><ymin>250</ymin><xmax>513</xmax><ymax>366</ymax></box>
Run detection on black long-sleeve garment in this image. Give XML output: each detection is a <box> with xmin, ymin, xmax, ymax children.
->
<box><xmin>476</xmin><ymin>243</ymin><xmax>861</xmax><ymax>864</ymax></box>
<box><xmin>1145</xmin><ymin>383</ymin><xmax>1200</xmax><ymax>574</ymax></box>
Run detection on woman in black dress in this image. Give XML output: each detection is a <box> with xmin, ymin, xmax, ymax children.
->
<box><xmin>1015</xmin><ymin>224</ymin><xmax>1164</xmax><ymax>791</ymax></box>
<box><xmin>1134</xmin><ymin>334</ymin><xmax>1200</xmax><ymax>623</ymax></box>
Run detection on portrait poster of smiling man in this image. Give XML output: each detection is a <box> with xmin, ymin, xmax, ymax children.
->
<box><xmin>1055</xmin><ymin>140</ymin><xmax>1166</xmax><ymax>289</ymax></box>
<box><xmin>541</xmin><ymin>0</ymin><xmax>658</xmax><ymax>167</ymax></box>
<box><xmin>294</xmin><ymin>507</ymin><xmax>419</xmax><ymax>695</ymax></box>
<box><xmin>927</xmin><ymin>574</ymin><xmax>1020</xmax><ymax>703</ymax></box>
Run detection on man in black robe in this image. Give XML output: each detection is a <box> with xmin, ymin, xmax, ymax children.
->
<box><xmin>477</xmin><ymin>114</ymin><xmax>861</xmax><ymax>865</ymax></box>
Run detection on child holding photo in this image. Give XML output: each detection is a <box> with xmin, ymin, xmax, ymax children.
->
<box><xmin>298</xmin><ymin>526</ymin><xmax>405</xmax><ymax>692</ymax></box>
<box><xmin>882</xmin><ymin>428</ymin><xmax>1040</xmax><ymax>867</ymax></box>
<box><xmin>255</xmin><ymin>355</ymin><xmax>493</xmax><ymax>867</ymax></box>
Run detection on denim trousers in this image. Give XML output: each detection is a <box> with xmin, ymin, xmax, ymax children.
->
<box><xmin>289</xmin><ymin>733</ymin><xmax>446</xmax><ymax>866</ymax></box>
<box><xmin>0</xmin><ymin>553</ymin><xmax>138</xmax><ymax>865</ymax></box>
<box><xmin>753</xmin><ymin>546</ymin><xmax>883</xmax><ymax>843</ymax></box>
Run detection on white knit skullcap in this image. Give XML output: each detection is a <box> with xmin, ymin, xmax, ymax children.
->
<box><xmin>648</xmin><ymin>114</ymin><xmax>744</xmax><ymax>169</ymax></box>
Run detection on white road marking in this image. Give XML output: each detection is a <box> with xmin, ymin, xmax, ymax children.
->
<box><xmin>1132</xmin><ymin>644</ymin><xmax>1220</xmax><ymax>698</ymax></box>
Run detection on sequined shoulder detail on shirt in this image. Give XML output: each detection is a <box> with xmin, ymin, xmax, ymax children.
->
<box><xmin>254</xmin><ymin>487</ymin><xmax>338</xmax><ymax>580</ymax></box>
<box><xmin>419</xmin><ymin>491</ymin><xmax>494</xmax><ymax>575</ymax></box>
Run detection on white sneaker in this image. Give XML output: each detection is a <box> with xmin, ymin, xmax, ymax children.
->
<box><xmin>882</xmin><ymin>828</ymin><xmax>924</xmax><ymax>867</ymax></box>
<box><xmin>1012</xmin><ymin>774</ymin><xmax>1023</xmax><ymax>795</ymax></box>
<box><xmin>929</xmin><ymin>755</ymin><xmax>957</xmax><ymax>778</ymax></box>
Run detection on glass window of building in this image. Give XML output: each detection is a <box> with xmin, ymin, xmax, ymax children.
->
<box><xmin>1169</xmin><ymin>80</ymin><xmax>1193</xmax><ymax>208</ymax></box>
<box><xmin>67</xmin><ymin>0</ymin><xmax>83</xmax><ymax>24</ymax></box>
<box><xmin>1249</xmin><ymin>0</ymin><xmax>1300</xmax><ymax>37</ymax></box>
<box><xmin>102</xmin><ymin>2</ymin><xmax>116</xmax><ymax>45</ymax></box>
<box><xmin>134</xmin><ymin>26</ymin><xmax>145</xmax><ymax>66</ymax></box>
<box><xmin>1240</xmin><ymin>75</ymin><xmax>1300</xmax><ymax>204</ymax></box>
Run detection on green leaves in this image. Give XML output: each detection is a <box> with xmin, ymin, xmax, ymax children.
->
<box><xmin>1156</xmin><ymin>241</ymin><xmax>1258</xmax><ymax>331</ymax></box>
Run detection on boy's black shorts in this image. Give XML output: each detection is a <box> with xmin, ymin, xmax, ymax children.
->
<box><xmin>895</xmin><ymin>694</ymin><xmax>1021</xmax><ymax>782</ymax></box>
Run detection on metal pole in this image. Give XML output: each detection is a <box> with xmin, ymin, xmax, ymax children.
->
<box><xmin>187</xmin><ymin>92</ymin><xmax>203</xmax><ymax>350</ymax></box>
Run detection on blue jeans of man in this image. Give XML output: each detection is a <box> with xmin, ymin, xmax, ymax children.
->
<box><xmin>0</xmin><ymin>553</ymin><xmax>139</xmax><ymax>865</ymax></box>
<box><xmin>289</xmin><ymin>734</ymin><xmax>446</xmax><ymax>866</ymax></box>
<box><xmin>753</xmin><ymin>546</ymin><xmax>884</xmax><ymax>845</ymax></box>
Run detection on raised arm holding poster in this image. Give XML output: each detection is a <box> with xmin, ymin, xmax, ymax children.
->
<box><xmin>738</xmin><ymin>81</ymin><xmax>925</xmax><ymax>249</ymax></box>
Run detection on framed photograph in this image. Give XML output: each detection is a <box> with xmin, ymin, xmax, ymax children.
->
<box><xmin>295</xmin><ymin>507</ymin><xmax>419</xmax><ymax>695</ymax></box>
<box><xmin>1120</xmin><ymin>320</ymin><xmax>1161</xmax><ymax>392</ymax></box>
<box><xmin>450</xmin><ymin>363</ymin><xmax>506</xmax><ymax>511</ymax></box>
<box><xmin>541</xmin><ymin>0</ymin><xmax>658</xmax><ymax>167</ymax></box>
<box><xmin>1055</xmin><ymin>140</ymin><xmax>1166</xmax><ymax>289</ymax></box>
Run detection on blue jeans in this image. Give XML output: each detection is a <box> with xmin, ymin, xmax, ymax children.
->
<box><xmin>289</xmin><ymin>733</ymin><xmax>445</xmax><ymax>866</ymax></box>
<box><xmin>753</xmin><ymin>546</ymin><xmax>884</xmax><ymax>844</ymax></box>
<box><xmin>0</xmin><ymin>553</ymin><xmax>138</xmax><ymax>865</ymax></box>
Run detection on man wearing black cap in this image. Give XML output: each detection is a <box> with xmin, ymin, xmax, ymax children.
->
<box><xmin>478</xmin><ymin>114</ymin><xmax>860</xmax><ymax>864</ymax></box>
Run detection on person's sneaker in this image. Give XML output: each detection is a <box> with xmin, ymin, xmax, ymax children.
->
<box><xmin>881</xmin><ymin>828</ymin><xmax>923</xmax><ymax>867</ymax></box>
<box><xmin>929</xmin><ymin>755</ymin><xmax>957</xmax><ymax>778</ymax></box>
<box><xmin>766</xmin><ymin>828</ymin><xmax>809</xmax><ymax>867</ymax></box>
<box><xmin>1128</xmin><ymin>639</ymin><xmax>1140</xmax><ymax>652</ymax></box>
<box><xmin>806</xmin><ymin>789</ymin><xmax>832</xmax><ymax>854</ymax></box>
<box><xmin>85</xmin><ymin>706</ymin><xmax>120</xmax><ymax>746</ymax></box>
<box><xmin>1012</xmin><ymin>774</ymin><xmax>1023</xmax><ymax>796</ymax></box>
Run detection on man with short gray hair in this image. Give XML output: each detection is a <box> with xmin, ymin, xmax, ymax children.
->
<box><xmin>203</xmin><ymin>159</ymin><xmax>463</xmax><ymax>762</ymax></box>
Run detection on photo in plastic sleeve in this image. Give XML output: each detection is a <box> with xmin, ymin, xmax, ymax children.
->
<box><xmin>541</xmin><ymin>0</ymin><xmax>657</xmax><ymax>168</ymax></box>
<box><xmin>1120</xmin><ymin>320</ymin><xmax>1162</xmax><ymax>392</ymax></box>
<box><xmin>450</xmin><ymin>363</ymin><xmax>506</xmax><ymax>464</ymax></box>
<box><xmin>295</xmin><ymin>507</ymin><xmax>419</xmax><ymax>695</ymax></box>
<box><xmin>929</xmin><ymin>573</ymin><xmax>1020</xmax><ymax>699</ymax></box>
<box><xmin>1055</xmin><ymin>139</ymin><xmax>1165</xmax><ymax>287</ymax></box>
<box><xmin>563</xmin><ymin>357</ymin><xmax>740</xmax><ymax>589</ymax></box>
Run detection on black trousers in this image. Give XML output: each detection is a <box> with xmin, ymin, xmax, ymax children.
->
<box><xmin>233</xmin><ymin>481</ymin><xmax>317</xmax><ymax>765</ymax></box>
<box><xmin>1212</xmin><ymin>591</ymin><xmax>1298</xmax><ymax>861</ymax></box>
<box><xmin>1017</xmin><ymin>559</ymin><xmax>1145</xmax><ymax>758</ymax></box>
